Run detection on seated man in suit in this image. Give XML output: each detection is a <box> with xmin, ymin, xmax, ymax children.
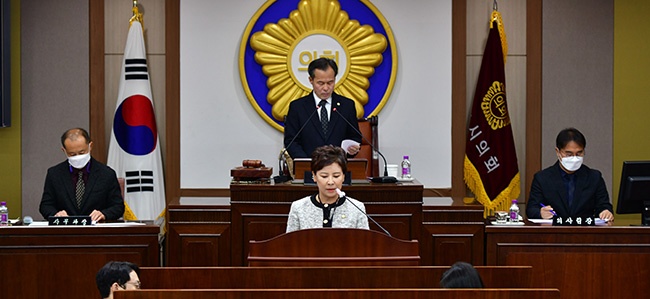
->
<box><xmin>284</xmin><ymin>57</ymin><xmax>362</xmax><ymax>159</ymax></box>
<box><xmin>96</xmin><ymin>261</ymin><xmax>141</xmax><ymax>299</ymax></box>
<box><xmin>526</xmin><ymin>128</ymin><xmax>614</xmax><ymax>221</ymax></box>
<box><xmin>39</xmin><ymin>128</ymin><xmax>124</xmax><ymax>222</ymax></box>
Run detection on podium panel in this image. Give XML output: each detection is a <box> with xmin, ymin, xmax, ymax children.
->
<box><xmin>248</xmin><ymin>228</ymin><xmax>420</xmax><ymax>266</ymax></box>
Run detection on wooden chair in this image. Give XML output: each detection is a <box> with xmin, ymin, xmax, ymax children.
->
<box><xmin>357</xmin><ymin>116</ymin><xmax>379</xmax><ymax>178</ymax></box>
<box><xmin>283</xmin><ymin>116</ymin><xmax>380</xmax><ymax>179</ymax></box>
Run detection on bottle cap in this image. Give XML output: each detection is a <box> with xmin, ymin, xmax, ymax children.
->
<box><xmin>403</xmin><ymin>155</ymin><xmax>409</xmax><ymax>159</ymax></box>
<box><xmin>512</xmin><ymin>199</ymin><xmax>517</xmax><ymax>203</ymax></box>
<box><xmin>0</xmin><ymin>201</ymin><xmax>5</xmax><ymax>205</ymax></box>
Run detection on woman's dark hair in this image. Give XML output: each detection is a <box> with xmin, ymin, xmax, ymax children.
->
<box><xmin>556</xmin><ymin>127</ymin><xmax>586</xmax><ymax>149</ymax></box>
<box><xmin>439</xmin><ymin>262</ymin><xmax>485</xmax><ymax>288</ymax></box>
<box><xmin>310</xmin><ymin>145</ymin><xmax>347</xmax><ymax>174</ymax></box>
<box><xmin>95</xmin><ymin>261</ymin><xmax>140</xmax><ymax>298</ymax></box>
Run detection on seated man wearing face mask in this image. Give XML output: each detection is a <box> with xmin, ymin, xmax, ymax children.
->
<box><xmin>526</xmin><ymin>128</ymin><xmax>614</xmax><ymax>221</ymax></box>
<box><xmin>39</xmin><ymin>128</ymin><xmax>124</xmax><ymax>222</ymax></box>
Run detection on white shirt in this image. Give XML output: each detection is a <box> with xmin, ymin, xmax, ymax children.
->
<box><xmin>313</xmin><ymin>93</ymin><xmax>331</xmax><ymax>121</ymax></box>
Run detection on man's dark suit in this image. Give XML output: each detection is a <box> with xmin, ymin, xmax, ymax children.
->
<box><xmin>284</xmin><ymin>92</ymin><xmax>361</xmax><ymax>158</ymax></box>
<box><xmin>39</xmin><ymin>157</ymin><xmax>125</xmax><ymax>220</ymax></box>
<box><xmin>526</xmin><ymin>162</ymin><xmax>613</xmax><ymax>219</ymax></box>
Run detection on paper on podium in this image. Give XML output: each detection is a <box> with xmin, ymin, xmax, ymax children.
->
<box><xmin>341</xmin><ymin>139</ymin><xmax>360</xmax><ymax>153</ymax></box>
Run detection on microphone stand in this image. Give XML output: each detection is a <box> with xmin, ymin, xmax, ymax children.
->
<box><xmin>336</xmin><ymin>188</ymin><xmax>391</xmax><ymax>236</ymax></box>
<box><xmin>332</xmin><ymin>109</ymin><xmax>397</xmax><ymax>183</ymax></box>
<box><xmin>274</xmin><ymin>105</ymin><xmax>321</xmax><ymax>183</ymax></box>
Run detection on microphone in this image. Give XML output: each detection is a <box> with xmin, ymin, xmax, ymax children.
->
<box><xmin>336</xmin><ymin>188</ymin><xmax>391</xmax><ymax>237</ymax></box>
<box><xmin>274</xmin><ymin>104</ymin><xmax>321</xmax><ymax>183</ymax></box>
<box><xmin>332</xmin><ymin>108</ymin><xmax>397</xmax><ymax>183</ymax></box>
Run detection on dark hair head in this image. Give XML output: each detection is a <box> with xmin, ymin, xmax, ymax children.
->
<box><xmin>308</xmin><ymin>58</ymin><xmax>338</xmax><ymax>78</ymax></box>
<box><xmin>61</xmin><ymin>128</ymin><xmax>91</xmax><ymax>148</ymax></box>
<box><xmin>555</xmin><ymin>127</ymin><xmax>586</xmax><ymax>150</ymax></box>
<box><xmin>439</xmin><ymin>262</ymin><xmax>485</xmax><ymax>288</ymax></box>
<box><xmin>311</xmin><ymin>145</ymin><xmax>347</xmax><ymax>174</ymax></box>
<box><xmin>95</xmin><ymin>261</ymin><xmax>140</xmax><ymax>298</ymax></box>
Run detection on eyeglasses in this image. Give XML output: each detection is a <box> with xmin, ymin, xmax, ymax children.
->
<box><xmin>559</xmin><ymin>150</ymin><xmax>585</xmax><ymax>157</ymax></box>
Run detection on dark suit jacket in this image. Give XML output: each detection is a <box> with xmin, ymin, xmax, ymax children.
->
<box><xmin>284</xmin><ymin>92</ymin><xmax>362</xmax><ymax>158</ymax></box>
<box><xmin>526</xmin><ymin>162</ymin><xmax>613</xmax><ymax>219</ymax></box>
<box><xmin>39</xmin><ymin>157</ymin><xmax>125</xmax><ymax>220</ymax></box>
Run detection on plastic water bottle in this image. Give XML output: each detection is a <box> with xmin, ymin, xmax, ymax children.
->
<box><xmin>401</xmin><ymin>156</ymin><xmax>411</xmax><ymax>179</ymax></box>
<box><xmin>509</xmin><ymin>199</ymin><xmax>519</xmax><ymax>223</ymax></box>
<box><xmin>0</xmin><ymin>201</ymin><xmax>8</xmax><ymax>226</ymax></box>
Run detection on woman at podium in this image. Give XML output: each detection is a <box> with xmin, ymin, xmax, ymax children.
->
<box><xmin>286</xmin><ymin>145</ymin><xmax>370</xmax><ymax>232</ymax></box>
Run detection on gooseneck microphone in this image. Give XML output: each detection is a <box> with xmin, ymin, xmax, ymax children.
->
<box><xmin>336</xmin><ymin>188</ymin><xmax>391</xmax><ymax>237</ymax></box>
<box><xmin>332</xmin><ymin>108</ymin><xmax>397</xmax><ymax>183</ymax></box>
<box><xmin>274</xmin><ymin>104</ymin><xmax>321</xmax><ymax>183</ymax></box>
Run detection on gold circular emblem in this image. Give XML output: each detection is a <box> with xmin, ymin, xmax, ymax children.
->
<box><xmin>481</xmin><ymin>81</ymin><xmax>511</xmax><ymax>130</ymax></box>
<box><xmin>239</xmin><ymin>0</ymin><xmax>397</xmax><ymax>131</ymax></box>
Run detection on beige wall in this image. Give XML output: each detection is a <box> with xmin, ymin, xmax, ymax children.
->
<box><xmin>542</xmin><ymin>0</ymin><xmax>614</xmax><ymax>195</ymax></box>
<box><xmin>21</xmin><ymin>0</ymin><xmax>89</xmax><ymax>219</ymax></box>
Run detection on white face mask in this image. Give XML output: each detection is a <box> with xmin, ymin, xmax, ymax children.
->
<box><xmin>68</xmin><ymin>151</ymin><xmax>91</xmax><ymax>169</ymax></box>
<box><xmin>559</xmin><ymin>156</ymin><xmax>583</xmax><ymax>172</ymax></box>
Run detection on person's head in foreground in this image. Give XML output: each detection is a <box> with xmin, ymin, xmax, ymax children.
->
<box><xmin>440</xmin><ymin>261</ymin><xmax>485</xmax><ymax>288</ymax></box>
<box><xmin>96</xmin><ymin>261</ymin><xmax>141</xmax><ymax>299</ymax></box>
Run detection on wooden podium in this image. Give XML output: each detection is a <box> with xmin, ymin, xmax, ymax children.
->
<box><xmin>248</xmin><ymin>228</ymin><xmax>420</xmax><ymax>266</ymax></box>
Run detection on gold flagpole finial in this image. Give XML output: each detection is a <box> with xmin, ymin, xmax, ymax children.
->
<box><xmin>490</xmin><ymin>9</ymin><xmax>508</xmax><ymax>64</ymax></box>
<box><xmin>130</xmin><ymin>0</ymin><xmax>144</xmax><ymax>27</ymax></box>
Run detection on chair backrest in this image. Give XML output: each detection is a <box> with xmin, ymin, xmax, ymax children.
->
<box><xmin>357</xmin><ymin>116</ymin><xmax>379</xmax><ymax>178</ymax></box>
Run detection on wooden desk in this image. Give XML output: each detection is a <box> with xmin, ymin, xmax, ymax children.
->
<box><xmin>485</xmin><ymin>224</ymin><xmax>650</xmax><ymax>299</ymax></box>
<box><xmin>165</xmin><ymin>195</ymin><xmax>490</xmax><ymax>267</ymax></box>
<box><xmin>230</xmin><ymin>181</ymin><xmax>423</xmax><ymax>265</ymax></box>
<box><xmin>0</xmin><ymin>224</ymin><xmax>160</xmax><ymax>299</ymax></box>
<box><xmin>422</xmin><ymin>198</ymin><xmax>485</xmax><ymax>265</ymax></box>
<box><xmin>139</xmin><ymin>266</ymin><xmax>533</xmax><ymax>289</ymax></box>
<box><xmin>114</xmin><ymin>289</ymin><xmax>560</xmax><ymax>299</ymax></box>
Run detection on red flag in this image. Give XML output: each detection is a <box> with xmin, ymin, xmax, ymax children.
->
<box><xmin>464</xmin><ymin>11</ymin><xmax>520</xmax><ymax>217</ymax></box>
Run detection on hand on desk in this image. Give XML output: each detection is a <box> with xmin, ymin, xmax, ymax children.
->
<box><xmin>540</xmin><ymin>205</ymin><xmax>555</xmax><ymax>219</ymax></box>
<box><xmin>599</xmin><ymin>210</ymin><xmax>614</xmax><ymax>222</ymax></box>
<box><xmin>90</xmin><ymin>210</ymin><xmax>105</xmax><ymax>222</ymax></box>
<box><xmin>54</xmin><ymin>210</ymin><xmax>68</xmax><ymax>217</ymax></box>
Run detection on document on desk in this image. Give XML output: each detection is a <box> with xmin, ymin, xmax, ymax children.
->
<box><xmin>27</xmin><ymin>221</ymin><xmax>50</xmax><ymax>226</ymax></box>
<box><xmin>95</xmin><ymin>222</ymin><xmax>147</xmax><ymax>227</ymax></box>
<box><xmin>528</xmin><ymin>219</ymin><xmax>553</xmax><ymax>224</ymax></box>
<box><xmin>24</xmin><ymin>221</ymin><xmax>146</xmax><ymax>227</ymax></box>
